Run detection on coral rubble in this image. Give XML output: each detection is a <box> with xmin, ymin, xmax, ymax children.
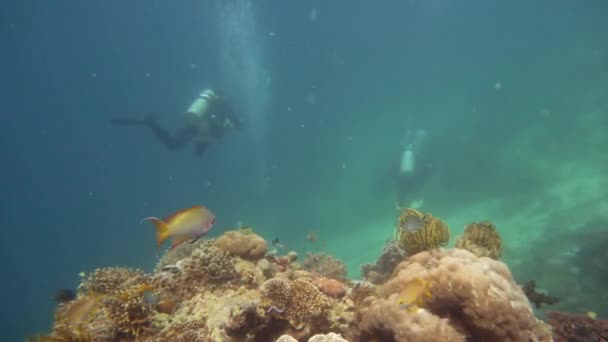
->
<box><xmin>34</xmin><ymin>226</ymin><xmax>583</xmax><ymax>341</ymax></box>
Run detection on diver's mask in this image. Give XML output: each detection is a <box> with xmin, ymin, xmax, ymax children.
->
<box><xmin>186</xmin><ymin>89</ymin><xmax>218</xmax><ymax>118</ymax></box>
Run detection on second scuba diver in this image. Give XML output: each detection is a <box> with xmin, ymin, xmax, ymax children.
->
<box><xmin>111</xmin><ymin>89</ymin><xmax>244</xmax><ymax>157</ymax></box>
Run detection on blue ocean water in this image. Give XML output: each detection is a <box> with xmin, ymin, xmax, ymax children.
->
<box><xmin>1</xmin><ymin>0</ymin><xmax>607</xmax><ymax>339</ymax></box>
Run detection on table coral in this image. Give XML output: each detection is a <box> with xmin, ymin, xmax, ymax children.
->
<box><xmin>394</xmin><ymin>208</ymin><xmax>450</xmax><ymax>255</ymax></box>
<box><xmin>380</xmin><ymin>248</ymin><xmax>552</xmax><ymax>341</ymax></box>
<box><xmin>455</xmin><ymin>220</ymin><xmax>503</xmax><ymax>259</ymax></box>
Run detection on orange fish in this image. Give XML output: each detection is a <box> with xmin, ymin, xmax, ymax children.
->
<box><xmin>142</xmin><ymin>205</ymin><xmax>216</xmax><ymax>249</ymax></box>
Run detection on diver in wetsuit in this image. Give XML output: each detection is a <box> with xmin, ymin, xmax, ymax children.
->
<box><xmin>111</xmin><ymin>89</ymin><xmax>243</xmax><ymax>157</ymax></box>
<box><xmin>394</xmin><ymin>129</ymin><xmax>433</xmax><ymax>208</ymax></box>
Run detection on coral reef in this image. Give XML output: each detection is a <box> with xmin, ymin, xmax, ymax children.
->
<box><xmin>546</xmin><ymin>311</ymin><xmax>608</xmax><ymax>342</ymax></box>
<box><xmin>358</xmin><ymin>298</ymin><xmax>466</xmax><ymax>341</ymax></box>
<box><xmin>36</xmin><ymin>226</ymin><xmax>590</xmax><ymax>341</ymax></box>
<box><xmin>360</xmin><ymin>239</ymin><xmax>407</xmax><ymax>284</ymax></box>
<box><xmin>301</xmin><ymin>252</ymin><xmax>348</xmax><ymax>281</ymax></box>
<box><xmin>378</xmin><ymin>248</ymin><xmax>552</xmax><ymax>341</ymax></box>
<box><xmin>521</xmin><ymin>280</ymin><xmax>560</xmax><ymax>309</ymax></box>
<box><xmin>213</xmin><ymin>229</ymin><xmax>268</xmax><ymax>261</ymax></box>
<box><xmin>455</xmin><ymin>220</ymin><xmax>503</xmax><ymax>259</ymax></box>
<box><xmin>83</xmin><ymin>267</ymin><xmax>145</xmax><ymax>294</ymax></box>
<box><xmin>394</xmin><ymin>208</ymin><xmax>450</xmax><ymax>255</ymax></box>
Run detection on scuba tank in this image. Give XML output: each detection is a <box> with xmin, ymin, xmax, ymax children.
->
<box><xmin>399</xmin><ymin>144</ymin><xmax>415</xmax><ymax>174</ymax></box>
<box><xmin>186</xmin><ymin>89</ymin><xmax>218</xmax><ymax>118</ymax></box>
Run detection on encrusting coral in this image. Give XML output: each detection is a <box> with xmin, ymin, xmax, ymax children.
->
<box><xmin>378</xmin><ymin>248</ymin><xmax>552</xmax><ymax>341</ymax></box>
<box><xmin>213</xmin><ymin>229</ymin><xmax>268</xmax><ymax>261</ymax></box>
<box><xmin>358</xmin><ymin>298</ymin><xmax>466</xmax><ymax>341</ymax></box>
<box><xmin>394</xmin><ymin>208</ymin><xmax>450</xmax><ymax>255</ymax></box>
<box><xmin>34</xmin><ymin>224</ymin><xmax>580</xmax><ymax>341</ymax></box>
<box><xmin>455</xmin><ymin>220</ymin><xmax>503</xmax><ymax>259</ymax></box>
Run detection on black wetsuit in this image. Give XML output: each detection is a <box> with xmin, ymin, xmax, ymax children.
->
<box><xmin>112</xmin><ymin>99</ymin><xmax>242</xmax><ymax>157</ymax></box>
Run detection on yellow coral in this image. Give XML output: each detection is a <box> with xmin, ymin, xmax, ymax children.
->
<box><xmin>103</xmin><ymin>280</ymin><xmax>155</xmax><ymax>337</ymax></box>
<box><xmin>394</xmin><ymin>208</ymin><xmax>450</xmax><ymax>255</ymax></box>
<box><xmin>260</xmin><ymin>278</ymin><xmax>331</xmax><ymax>327</ymax></box>
<box><xmin>455</xmin><ymin>221</ymin><xmax>503</xmax><ymax>259</ymax></box>
<box><xmin>213</xmin><ymin>230</ymin><xmax>268</xmax><ymax>261</ymax></box>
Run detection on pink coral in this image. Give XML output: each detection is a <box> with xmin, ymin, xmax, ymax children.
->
<box><xmin>313</xmin><ymin>277</ymin><xmax>347</xmax><ymax>298</ymax></box>
<box><xmin>380</xmin><ymin>248</ymin><xmax>552</xmax><ymax>341</ymax></box>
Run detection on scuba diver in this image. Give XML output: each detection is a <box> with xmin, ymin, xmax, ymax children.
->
<box><xmin>393</xmin><ymin>129</ymin><xmax>433</xmax><ymax>208</ymax></box>
<box><xmin>111</xmin><ymin>89</ymin><xmax>244</xmax><ymax>157</ymax></box>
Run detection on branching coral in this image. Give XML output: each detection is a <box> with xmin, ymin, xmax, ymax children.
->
<box><xmin>102</xmin><ymin>281</ymin><xmax>156</xmax><ymax>338</ymax></box>
<box><xmin>351</xmin><ymin>282</ymin><xmax>377</xmax><ymax>308</ymax></box>
<box><xmin>394</xmin><ymin>208</ymin><xmax>450</xmax><ymax>255</ymax></box>
<box><xmin>261</xmin><ymin>278</ymin><xmax>293</xmax><ymax>311</ymax></box>
<box><xmin>301</xmin><ymin>253</ymin><xmax>348</xmax><ymax>281</ymax></box>
<box><xmin>380</xmin><ymin>248</ymin><xmax>552</xmax><ymax>341</ymax></box>
<box><xmin>260</xmin><ymin>278</ymin><xmax>332</xmax><ymax>330</ymax></box>
<box><xmin>155</xmin><ymin>240</ymin><xmax>239</xmax><ymax>298</ymax></box>
<box><xmin>82</xmin><ymin>267</ymin><xmax>145</xmax><ymax>295</ymax></box>
<box><xmin>213</xmin><ymin>230</ymin><xmax>268</xmax><ymax>261</ymax></box>
<box><xmin>455</xmin><ymin>220</ymin><xmax>503</xmax><ymax>259</ymax></box>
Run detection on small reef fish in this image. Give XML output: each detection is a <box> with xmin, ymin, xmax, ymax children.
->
<box><xmin>397</xmin><ymin>277</ymin><xmax>432</xmax><ymax>312</ymax></box>
<box><xmin>402</xmin><ymin>215</ymin><xmax>425</xmax><ymax>233</ymax></box>
<box><xmin>142</xmin><ymin>205</ymin><xmax>216</xmax><ymax>249</ymax></box>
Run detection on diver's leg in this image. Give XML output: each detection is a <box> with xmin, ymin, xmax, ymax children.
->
<box><xmin>147</xmin><ymin>121</ymin><xmax>196</xmax><ymax>150</ymax></box>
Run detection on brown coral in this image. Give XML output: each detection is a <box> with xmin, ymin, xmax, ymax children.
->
<box><xmin>455</xmin><ymin>220</ymin><xmax>503</xmax><ymax>259</ymax></box>
<box><xmin>351</xmin><ymin>282</ymin><xmax>377</xmax><ymax>308</ymax></box>
<box><xmin>358</xmin><ymin>298</ymin><xmax>465</xmax><ymax>341</ymax></box>
<box><xmin>261</xmin><ymin>278</ymin><xmax>293</xmax><ymax>311</ymax></box>
<box><xmin>157</xmin><ymin>240</ymin><xmax>239</xmax><ymax>298</ymax></box>
<box><xmin>546</xmin><ymin>311</ymin><xmax>608</xmax><ymax>342</ymax></box>
<box><xmin>103</xmin><ymin>281</ymin><xmax>156</xmax><ymax>338</ymax></box>
<box><xmin>361</xmin><ymin>239</ymin><xmax>407</xmax><ymax>285</ymax></box>
<box><xmin>213</xmin><ymin>230</ymin><xmax>268</xmax><ymax>261</ymax></box>
<box><xmin>380</xmin><ymin>248</ymin><xmax>552</xmax><ymax>341</ymax></box>
<box><xmin>301</xmin><ymin>253</ymin><xmax>348</xmax><ymax>281</ymax></box>
<box><xmin>394</xmin><ymin>208</ymin><xmax>450</xmax><ymax>255</ymax></box>
<box><xmin>260</xmin><ymin>278</ymin><xmax>332</xmax><ymax>329</ymax></box>
<box><xmin>83</xmin><ymin>267</ymin><xmax>145</xmax><ymax>294</ymax></box>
